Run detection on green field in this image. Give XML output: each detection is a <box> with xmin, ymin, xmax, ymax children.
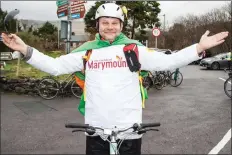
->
<box><xmin>2</xmin><ymin>51</ymin><xmax>71</xmax><ymax>80</ymax></box>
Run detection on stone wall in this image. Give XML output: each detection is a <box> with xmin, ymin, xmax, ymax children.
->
<box><xmin>0</xmin><ymin>76</ymin><xmax>74</xmax><ymax>97</ymax></box>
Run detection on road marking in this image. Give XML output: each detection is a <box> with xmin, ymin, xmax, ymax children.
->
<box><xmin>208</xmin><ymin>129</ymin><xmax>231</xmax><ymax>154</ymax></box>
<box><xmin>219</xmin><ymin>77</ymin><xmax>231</xmax><ymax>84</ymax></box>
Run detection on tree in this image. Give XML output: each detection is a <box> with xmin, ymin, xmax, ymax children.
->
<box><xmin>155</xmin><ymin>2</ymin><xmax>231</xmax><ymax>55</ymax></box>
<box><xmin>32</xmin><ymin>21</ymin><xmax>57</xmax><ymax>41</ymax></box>
<box><xmin>117</xmin><ymin>1</ymin><xmax>161</xmax><ymax>39</ymax></box>
<box><xmin>84</xmin><ymin>1</ymin><xmax>161</xmax><ymax>40</ymax></box>
<box><xmin>28</xmin><ymin>25</ymin><xmax>33</xmax><ymax>33</ymax></box>
<box><xmin>38</xmin><ymin>21</ymin><xmax>57</xmax><ymax>35</ymax></box>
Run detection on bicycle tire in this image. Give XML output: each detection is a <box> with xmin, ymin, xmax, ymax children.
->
<box><xmin>159</xmin><ymin>72</ymin><xmax>168</xmax><ymax>87</ymax></box>
<box><xmin>169</xmin><ymin>71</ymin><xmax>183</xmax><ymax>87</ymax></box>
<box><xmin>142</xmin><ymin>76</ymin><xmax>153</xmax><ymax>90</ymax></box>
<box><xmin>70</xmin><ymin>80</ymin><xmax>83</xmax><ymax>99</ymax></box>
<box><xmin>38</xmin><ymin>77</ymin><xmax>59</xmax><ymax>100</ymax></box>
<box><xmin>154</xmin><ymin>74</ymin><xmax>164</xmax><ymax>90</ymax></box>
<box><xmin>224</xmin><ymin>77</ymin><xmax>231</xmax><ymax>98</ymax></box>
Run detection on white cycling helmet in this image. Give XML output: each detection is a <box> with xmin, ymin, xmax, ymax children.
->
<box><xmin>95</xmin><ymin>3</ymin><xmax>124</xmax><ymax>22</ymax></box>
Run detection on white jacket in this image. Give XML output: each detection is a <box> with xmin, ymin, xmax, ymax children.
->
<box><xmin>27</xmin><ymin>44</ymin><xmax>201</xmax><ymax>139</ymax></box>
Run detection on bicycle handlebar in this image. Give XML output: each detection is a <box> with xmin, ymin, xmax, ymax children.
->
<box><xmin>140</xmin><ymin>123</ymin><xmax>160</xmax><ymax>128</ymax></box>
<box><xmin>65</xmin><ymin>122</ymin><xmax>161</xmax><ymax>135</ymax></box>
<box><xmin>65</xmin><ymin>123</ymin><xmax>89</xmax><ymax>129</ymax></box>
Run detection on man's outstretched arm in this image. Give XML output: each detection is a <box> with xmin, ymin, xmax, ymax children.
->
<box><xmin>1</xmin><ymin>33</ymin><xmax>84</xmax><ymax>76</ymax></box>
<box><xmin>139</xmin><ymin>30</ymin><xmax>229</xmax><ymax>71</ymax></box>
<box><xmin>139</xmin><ymin>44</ymin><xmax>202</xmax><ymax>71</ymax></box>
<box><xmin>25</xmin><ymin>46</ymin><xmax>84</xmax><ymax>76</ymax></box>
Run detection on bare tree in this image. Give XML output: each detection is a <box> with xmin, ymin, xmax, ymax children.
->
<box><xmin>159</xmin><ymin>2</ymin><xmax>231</xmax><ymax>54</ymax></box>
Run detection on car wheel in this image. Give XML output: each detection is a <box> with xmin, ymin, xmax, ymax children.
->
<box><xmin>211</xmin><ymin>62</ymin><xmax>220</xmax><ymax>70</ymax></box>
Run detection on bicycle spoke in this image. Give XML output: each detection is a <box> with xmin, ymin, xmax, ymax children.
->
<box><xmin>38</xmin><ymin>78</ymin><xmax>59</xmax><ymax>100</ymax></box>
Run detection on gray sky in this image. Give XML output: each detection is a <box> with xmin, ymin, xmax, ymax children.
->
<box><xmin>1</xmin><ymin>1</ymin><xmax>228</xmax><ymax>27</ymax></box>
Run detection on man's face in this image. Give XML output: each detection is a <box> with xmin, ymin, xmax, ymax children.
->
<box><xmin>98</xmin><ymin>17</ymin><xmax>123</xmax><ymax>42</ymax></box>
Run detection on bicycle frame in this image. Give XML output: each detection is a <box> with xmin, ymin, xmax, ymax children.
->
<box><xmin>173</xmin><ymin>68</ymin><xmax>179</xmax><ymax>81</ymax></box>
<box><xmin>59</xmin><ymin>73</ymin><xmax>75</xmax><ymax>90</ymax></box>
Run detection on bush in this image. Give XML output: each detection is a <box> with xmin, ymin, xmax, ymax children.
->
<box><xmin>17</xmin><ymin>32</ymin><xmax>45</xmax><ymax>52</ymax></box>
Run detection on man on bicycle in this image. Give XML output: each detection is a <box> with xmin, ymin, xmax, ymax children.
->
<box><xmin>1</xmin><ymin>2</ymin><xmax>229</xmax><ymax>155</ymax></box>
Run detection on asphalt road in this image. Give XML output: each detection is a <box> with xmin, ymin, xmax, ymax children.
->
<box><xmin>1</xmin><ymin>65</ymin><xmax>231</xmax><ymax>154</ymax></box>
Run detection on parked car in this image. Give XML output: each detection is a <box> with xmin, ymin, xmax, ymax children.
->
<box><xmin>199</xmin><ymin>53</ymin><xmax>230</xmax><ymax>70</ymax></box>
<box><xmin>148</xmin><ymin>48</ymin><xmax>172</xmax><ymax>53</ymax></box>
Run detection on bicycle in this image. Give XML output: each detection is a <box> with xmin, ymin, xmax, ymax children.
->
<box><xmin>142</xmin><ymin>71</ymin><xmax>165</xmax><ymax>90</ymax></box>
<box><xmin>160</xmin><ymin>69</ymin><xmax>183</xmax><ymax>87</ymax></box>
<box><xmin>224</xmin><ymin>69</ymin><xmax>232</xmax><ymax>98</ymax></box>
<box><xmin>38</xmin><ymin>73</ymin><xmax>82</xmax><ymax>100</ymax></box>
<box><xmin>65</xmin><ymin>122</ymin><xmax>160</xmax><ymax>155</ymax></box>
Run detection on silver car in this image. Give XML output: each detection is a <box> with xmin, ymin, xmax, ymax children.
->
<box><xmin>199</xmin><ymin>53</ymin><xmax>230</xmax><ymax>70</ymax></box>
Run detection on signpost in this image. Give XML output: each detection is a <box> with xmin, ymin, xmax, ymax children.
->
<box><xmin>56</xmin><ymin>0</ymin><xmax>86</xmax><ymax>54</ymax></box>
<box><xmin>70</xmin><ymin>0</ymin><xmax>86</xmax><ymax>19</ymax></box>
<box><xmin>152</xmin><ymin>27</ymin><xmax>161</xmax><ymax>48</ymax></box>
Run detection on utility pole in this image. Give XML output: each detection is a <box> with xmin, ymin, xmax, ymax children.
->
<box><xmin>66</xmin><ymin>1</ymin><xmax>71</xmax><ymax>54</ymax></box>
<box><xmin>57</xmin><ymin>20</ymin><xmax>60</xmax><ymax>49</ymax></box>
<box><xmin>16</xmin><ymin>19</ymin><xmax>20</xmax><ymax>77</ymax></box>
<box><xmin>163</xmin><ymin>14</ymin><xmax>166</xmax><ymax>48</ymax></box>
<box><xmin>163</xmin><ymin>14</ymin><xmax>166</xmax><ymax>32</ymax></box>
<box><xmin>16</xmin><ymin>20</ymin><xmax>18</xmax><ymax>33</ymax></box>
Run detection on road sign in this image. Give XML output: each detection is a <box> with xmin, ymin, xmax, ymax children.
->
<box><xmin>71</xmin><ymin>13</ymin><xmax>80</xmax><ymax>18</ymax></box>
<box><xmin>56</xmin><ymin>0</ymin><xmax>68</xmax><ymax>7</ymax></box>
<box><xmin>70</xmin><ymin>0</ymin><xmax>86</xmax><ymax>6</ymax></box>
<box><xmin>57</xmin><ymin>11</ymin><xmax>67</xmax><ymax>18</ymax></box>
<box><xmin>57</xmin><ymin>3</ymin><xmax>68</xmax><ymax>18</ymax></box>
<box><xmin>60</xmin><ymin>20</ymin><xmax>72</xmax><ymax>39</ymax></box>
<box><xmin>0</xmin><ymin>52</ymin><xmax>12</xmax><ymax>61</ymax></box>
<box><xmin>70</xmin><ymin>5</ymin><xmax>85</xmax><ymax>19</ymax></box>
<box><xmin>71</xmin><ymin>4</ymin><xmax>85</xmax><ymax>13</ymax></box>
<box><xmin>152</xmin><ymin>27</ymin><xmax>161</xmax><ymax>37</ymax></box>
<box><xmin>57</xmin><ymin>4</ymin><xmax>68</xmax><ymax>13</ymax></box>
<box><xmin>70</xmin><ymin>0</ymin><xmax>86</xmax><ymax>19</ymax></box>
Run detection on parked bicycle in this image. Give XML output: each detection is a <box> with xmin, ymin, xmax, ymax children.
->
<box><xmin>65</xmin><ymin>122</ymin><xmax>160</xmax><ymax>155</ymax></box>
<box><xmin>38</xmin><ymin>73</ymin><xmax>82</xmax><ymax>100</ymax></box>
<box><xmin>159</xmin><ymin>68</ymin><xmax>183</xmax><ymax>87</ymax></box>
<box><xmin>224</xmin><ymin>69</ymin><xmax>231</xmax><ymax>98</ymax></box>
<box><xmin>141</xmin><ymin>70</ymin><xmax>165</xmax><ymax>90</ymax></box>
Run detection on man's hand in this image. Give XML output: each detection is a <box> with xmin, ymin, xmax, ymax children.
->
<box><xmin>1</xmin><ymin>33</ymin><xmax>28</xmax><ymax>55</ymax></box>
<box><xmin>197</xmin><ymin>30</ymin><xmax>229</xmax><ymax>54</ymax></box>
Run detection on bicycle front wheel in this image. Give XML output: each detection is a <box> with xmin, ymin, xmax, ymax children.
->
<box><xmin>70</xmin><ymin>80</ymin><xmax>83</xmax><ymax>99</ymax></box>
<box><xmin>224</xmin><ymin>77</ymin><xmax>231</xmax><ymax>98</ymax></box>
<box><xmin>169</xmin><ymin>71</ymin><xmax>183</xmax><ymax>87</ymax></box>
<box><xmin>38</xmin><ymin>77</ymin><xmax>59</xmax><ymax>100</ymax></box>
